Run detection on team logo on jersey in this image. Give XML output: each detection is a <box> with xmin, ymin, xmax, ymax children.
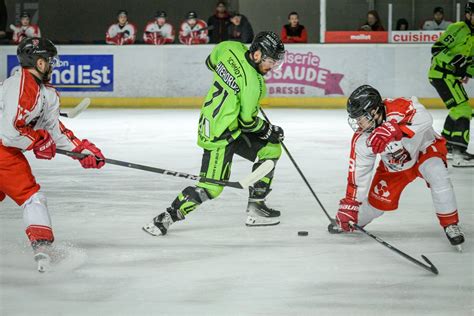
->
<box><xmin>265</xmin><ymin>50</ymin><xmax>344</xmax><ymax>96</ymax></box>
<box><xmin>215</xmin><ymin>62</ymin><xmax>240</xmax><ymax>94</ymax></box>
<box><xmin>374</xmin><ymin>180</ymin><xmax>390</xmax><ymax>198</ymax></box>
<box><xmin>7</xmin><ymin>54</ymin><xmax>114</xmax><ymax>92</ymax></box>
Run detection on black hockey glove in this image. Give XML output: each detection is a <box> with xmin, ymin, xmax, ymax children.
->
<box><xmin>450</xmin><ymin>54</ymin><xmax>468</xmax><ymax>77</ymax></box>
<box><xmin>258</xmin><ymin>121</ymin><xmax>284</xmax><ymax>143</ymax></box>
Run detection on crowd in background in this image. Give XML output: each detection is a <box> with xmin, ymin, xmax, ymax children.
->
<box><xmin>0</xmin><ymin>1</ymin><xmax>457</xmax><ymax>45</ymax></box>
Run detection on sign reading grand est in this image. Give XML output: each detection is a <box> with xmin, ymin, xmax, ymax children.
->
<box><xmin>7</xmin><ymin>54</ymin><xmax>114</xmax><ymax>92</ymax></box>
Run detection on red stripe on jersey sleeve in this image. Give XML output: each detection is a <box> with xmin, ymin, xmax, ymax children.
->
<box><xmin>15</xmin><ymin>69</ymin><xmax>42</xmax><ymax>147</ymax></box>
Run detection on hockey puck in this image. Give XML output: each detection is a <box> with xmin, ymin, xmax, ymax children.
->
<box><xmin>298</xmin><ymin>231</ymin><xmax>309</xmax><ymax>236</ymax></box>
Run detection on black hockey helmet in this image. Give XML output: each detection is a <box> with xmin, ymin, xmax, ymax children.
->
<box><xmin>249</xmin><ymin>31</ymin><xmax>285</xmax><ymax>63</ymax></box>
<box><xmin>186</xmin><ymin>11</ymin><xmax>198</xmax><ymax>19</ymax></box>
<box><xmin>346</xmin><ymin>85</ymin><xmax>384</xmax><ymax>132</ymax></box>
<box><xmin>17</xmin><ymin>37</ymin><xmax>58</xmax><ymax>68</ymax></box>
<box><xmin>156</xmin><ymin>10</ymin><xmax>167</xmax><ymax>18</ymax></box>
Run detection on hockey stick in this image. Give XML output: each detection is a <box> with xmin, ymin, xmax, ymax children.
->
<box><xmin>259</xmin><ymin>108</ymin><xmax>336</xmax><ymax>225</ymax></box>
<box><xmin>351</xmin><ymin>222</ymin><xmax>439</xmax><ymax>275</ymax></box>
<box><xmin>59</xmin><ymin>98</ymin><xmax>91</xmax><ymax>118</ymax></box>
<box><xmin>56</xmin><ymin>149</ymin><xmax>273</xmax><ymax>189</ymax></box>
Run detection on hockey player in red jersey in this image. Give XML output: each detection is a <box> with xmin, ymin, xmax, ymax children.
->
<box><xmin>331</xmin><ymin>85</ymin><xmax>464</xmax><ymax>250</ymax></box>
<box><xmin>10</xmin><ymin>11</ymin><xmax>41</xmax><ymax>44</ymax></box>
<box><xmin>0</xmin><ymin>38</ymin><xmax>106</xmax><ymax>271</ymax></box>
<box><xmin>106</xmin><ymin>10</ymin><xmax>137</xmax><ymax>45</ymax></box>
<box><xmin>179</xmin><ymin>11</ymin><xmax>209</xmax><ymax>45</ymax></box>
<box><xmin>143</xmin><ymin>11</ymin><xmax>175</xmax><ymax>45</ymax></box>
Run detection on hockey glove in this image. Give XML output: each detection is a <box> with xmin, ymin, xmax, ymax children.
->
<box><xmin>336</xmin><ymin>198</ymin><xmax>360</xmax><ymax>232</ymax></box>
<box><xmin>33</xmin><ymin>130</ymin><xmax>56</xmax><ymax>160</ymax></box>
<box><xmin>72</xmin><ymin>139</ymin><xmax>105</xmax><ymax>169</ymax></box>
<box><xmin>367</xmin><ymin>121</ymin><xmax>403</xmax><ymax>154</ymax></box>
<box><xmin>258</xmin><ymin>121</ymin><xmax>285</xmax><ymax>143</ymax></box>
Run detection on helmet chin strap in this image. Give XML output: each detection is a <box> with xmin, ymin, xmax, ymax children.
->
<box><xmin>34</xmin><ymin>62</ymin><xmax>52</xmax><ymax>83</ymax></box>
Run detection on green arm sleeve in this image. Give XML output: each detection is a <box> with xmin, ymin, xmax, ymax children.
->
<box><xmin>238</xmin><ymin>87</ymin><xmax>265</xmax><ymax>133</ymax></box>
<box><xmin>432</xmin><ymin>23</ymin><xmax>466</xmax><ymax>64</ymax></box>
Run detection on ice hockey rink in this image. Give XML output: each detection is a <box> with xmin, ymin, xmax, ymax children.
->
<box><xmin>0</xmin><ymin>109</ymin><xmax>473</xmax><ymax>315</ymax></box>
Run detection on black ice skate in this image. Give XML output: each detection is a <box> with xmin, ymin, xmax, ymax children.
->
<box><xmin>246</xmin><ymin>187</ymin><xmax>280</xmax><ymax>227</ymax></box>
<box><xmin>452</xmin><ymin>150</ymin><xmax>474</xmax><ymax>168</ymax></box>
<box><xmin>142</xmin><ymin>207</ymin><xmax>184</xmax><ymax>236</ymax></box>
<box><xmin>444</xmin><ymin>224</ymin><xmax>465</xmax><ymax>252</ymax></box>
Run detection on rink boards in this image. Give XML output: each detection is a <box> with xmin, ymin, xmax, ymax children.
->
<box><xmin>1</xmin><ymin>44</ymin><xmax>473</xmax><ymax>108</ymax></box>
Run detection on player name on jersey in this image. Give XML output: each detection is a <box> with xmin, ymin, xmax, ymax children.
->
<box><xmin>215</xmin><ymin>61</ymin><xmax>241</xmax><ymax>94</ymax></box>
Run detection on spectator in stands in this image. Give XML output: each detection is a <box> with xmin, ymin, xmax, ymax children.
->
<box><xmin>396</xmin><ymin>18</ymin><xmax>409</xmax><ymax>30</ymax></box>
<box><xmin>422</xmin><ymin>7</ymin><xmax>452</xmax><ymax>30</ymax></box>
<box><xmin>179</xmin><ymin>11</ymin><xmax>209</xmax><ymax>45</ymax></box>
<box><xmin>227</xmin><ymin>12</ymin><xmax>254</xmax><ymax>43</ymax></box>
<box><xmin>207</xmin><ymin>1</ymin><xmax>230</xmax><ymax>43</ymax></box>
<box><xmin>359</xmin><ymin>10</ymin><xmax>385</xmax><ymax>31</ymax></box>
<box><xmin>106</xmin><ymin>10</ymin><xmax>137</xmax><ymax>45</ymax></box>
<box><xmin>11</xmin><ymin>12</ymin><xmax>41</xmax><ymax>44</ymax></box>
<box><xmin>281</xmin><ymin>11</ymin><xmax>308</xmax><ymax>43</ymax></box>
<box><xmin>144</xmin><ymin>11</ymin><xmax>175</xmax><ymax>45</ymax></box>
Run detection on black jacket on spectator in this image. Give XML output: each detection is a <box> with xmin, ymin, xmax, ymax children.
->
<box><xmin>208</xmin><ymin>12</ymin><xmax>230</xmax><ymax>44</ymax></box>
<box><xmin>227</xmin><ymin>15</ymin><xmax>254</xmax><ymax>44</ymax></box>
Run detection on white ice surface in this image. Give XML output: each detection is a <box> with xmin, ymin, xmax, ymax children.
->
<box><xmin>1</xmin><ymin>109</ymin><xmax>473</xmax><ymax>316</ymax></box>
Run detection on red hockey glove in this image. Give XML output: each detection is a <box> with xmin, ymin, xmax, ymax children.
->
<box><xmin>367</xmin><ymin>121</ymin><xmax>403</xmax><ymax>154</ymax></box>
<box><xmin>33</xmin><ymin>130</ymin><xmax>56</xmax><ymax>160</ymax></box>
<box><xmin>72</xmin><ymin>139</ymin><xmax>105</xmax><ymax>169</ymax></box>
<box><xmin>336</xmin><ymin>198</ymin><xmax>360</xmax><ymax>232</ymax></box>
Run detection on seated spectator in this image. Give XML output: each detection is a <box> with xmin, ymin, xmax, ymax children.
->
<box><xmin>396</xmin><ymin>18</ymin><xmax>409</xmax><ymax>30</ymax></box>
<box><xmin>207</xmin><ymin>1</ymin><xmax>230</xmax><ymax>43</ymax></box>
<box><xmin>179</xmin><ymin>11</ymin><xmax>209</xmax><ymax>45</ymax></box>
<box><xmin>106</xmin><ymin>10</ymin><xmax>137</xmax><ymax>45</ymax></box>
<box><xmin>281</xmin><ymin>11</ymin><xmax>308</xmax><ymax>43</ymax></box>
<box><xmin>359</xmin><ymin>10</ymin><xmax>385</xmax><ymax>31</ymax></box>
<box><xmin>227</xmin><ymin>12</ymin><xmax>254</xmax><ymax>44</ymax></box>
<box><xmin>422</xmin><ymin>7</ymin><xmax>452</xmax><ymax>30</ymax></box>
<box><xmin>144</xmin><ymin>11</ymin><xmax>175</xmax><ymax>45</ymax></box>
<box><xmin>10</xmin><ymin>12</ymin><xmax>41</xmax><ymax>44</ymax></box>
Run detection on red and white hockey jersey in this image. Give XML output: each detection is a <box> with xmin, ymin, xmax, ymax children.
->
<box><xmin>0</xmin><ymin>69</ymin><xmax>81</xmax><ymax>151</ymax></box>
<box><xmin>106</xmin><ymin>22</ymin><xmax>137</xmax><ymax>45</ymax></box>
<box><xmin>11</xmin><ymin>24</ymin><xmax>41</xmax><ymax>44</ymax></box>
<box><xmin>179</xmin><ymin>20</ymin><xmax>209</xmax><ymax>45</ymax></box>
<box><xmin>344</xmin><ymin>97</ymin><xmax>439</xmax><ymax>202</ymax></box>
<box><xmin>143</xmin><ymin>21</ymin><xmax>175</xmax><ymax>45</ymax></box>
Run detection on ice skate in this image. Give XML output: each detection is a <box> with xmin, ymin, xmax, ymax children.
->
<box><xmin>143</xmin><ymin>207</ymin><xmax>184</xmax><ymax>236</ymax></box>
<box><xmin>32</xmin><ymin>241</ymin><xmax>54</xmax><ymax>273</ymax></box>
<box><xmin>444</xmin><ymin>224</ymin><xmax>465</xmax><ymax>252</ymax></box>
<box><xmin>246</xmin><ymin>200</ymin><xmax>280</xmax><ymax>226</ymax></box>
<box><xmin>452</xmin><ymin>150</ymin><xmax>474</xmax><ymax>168</ymax></box>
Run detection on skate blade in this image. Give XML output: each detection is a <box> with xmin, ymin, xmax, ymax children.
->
<box><xmin>34</xmin><ymin>253</ymin><xmax>51</xmax><ymax>273</ymax></box>
<box><xmin>142</xmin><ymin>224</ymin><xmax>164</xmax><ymax>236</ymax></box>
<box><xmin>245</xmin><ymin>216</ymin><xmax>280</xmax><ymax>227</ymax></box>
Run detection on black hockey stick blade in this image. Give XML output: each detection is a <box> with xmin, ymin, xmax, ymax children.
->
<box><xmin>56</xmin><ymin>149</ymin><xmax>273</xmax><ymax>189</ymax></box>
<box><xmin>351</xmin><ymin>222</ymin><xmax>439</xmax><ymax>275</ymax></box>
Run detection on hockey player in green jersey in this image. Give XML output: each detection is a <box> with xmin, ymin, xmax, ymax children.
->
<box><xmin>429</xmin><ymin>1</ymin><xmax>474</xmax><ymax>167</ymax></box>
<box><xmin>143</xmin><ymin>31</ymin><xmax>286</xmax><ymax>236</ymax></box>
